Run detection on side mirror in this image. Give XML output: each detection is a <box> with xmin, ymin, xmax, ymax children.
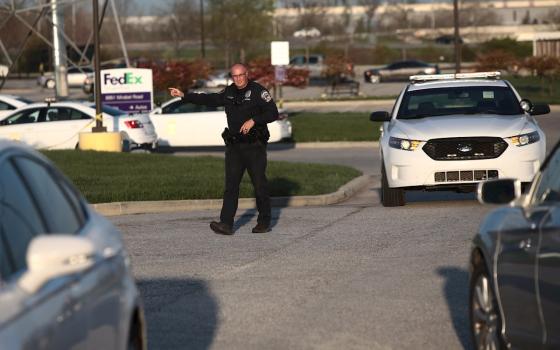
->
<box><xmin>530</xmin><ymin>103</ymin><xmax>550</xmax><ymax>116</ymax></box>
<box><xmin>152</xmin><ymin>107</ymin><xmax>162</xmax><ymax>115</ymax></box>
<box><xmin>477</xmin><ymin>178</ymin><xmax>521</xmax><ymax>205</ymax></box>
<box><xmin>520</xmin><ymin>99</ymin><xmax>533</xmax><ymax>113</ymax></box>
<box><xmin>18</xmin><ymin>235</ymin><xmax>95</xmax><ymax>293</ymax></box>
<box><xmin>370</xmin><ymin>111</ymin><xmax>391</xmax><ymax>122</ymax></box>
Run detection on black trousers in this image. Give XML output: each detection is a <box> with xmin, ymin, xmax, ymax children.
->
<box><xmin>220</xmin><ymin>142</ymin><xmax>271</xmax><ymax>227</ymax></box>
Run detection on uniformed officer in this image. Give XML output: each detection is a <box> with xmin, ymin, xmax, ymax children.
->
<box><xmin>168</xmin><ymin>63</ymin><xmax>279</xmax><ymax>235</ymax></box>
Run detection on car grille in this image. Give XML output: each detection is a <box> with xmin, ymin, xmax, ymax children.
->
<box><xmin>423</xmin><ymin>137</ymin><xmax>508</xmax><ymax>161</ymax></box>
<box><xmin>434</xmin><ymin>170</ymin><xmax>498</xmax><ymax>183</ymax></box>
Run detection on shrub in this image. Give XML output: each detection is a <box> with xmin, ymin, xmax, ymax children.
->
<box><xmin>247</xmin><ymin>57</ymin><xmax>309</xmax><ymax>89</ymax></box>
<box><xmin>476</xmin><ymin>50</ymin><xmax>518</xmax><ymax>72</ymax></box>
<box><xmin>137</xmin><ymin>59</ymin><xmax>212</xmax><ymax>93</ymax></box>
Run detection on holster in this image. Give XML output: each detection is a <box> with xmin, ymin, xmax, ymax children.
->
<box><xmin>222</xmin><ymin>127</ymin><xmax>270</xmax><ymax>145</ymax></box>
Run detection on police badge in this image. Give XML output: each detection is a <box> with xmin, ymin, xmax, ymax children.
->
<box><xmin>261</xmin><ymin>90</ymin><xmax>272</xmax><ymax>102</ymax></box>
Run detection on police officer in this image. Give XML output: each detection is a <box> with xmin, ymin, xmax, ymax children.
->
<box><xmin>168</xmin><ymin>63</ymin><xmax>278</xmax><ymax>235</ymax></box>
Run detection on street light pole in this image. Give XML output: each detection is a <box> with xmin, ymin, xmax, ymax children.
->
<box><xmin>200</xmin><ymin>0</ymin><xmax>205</xmax><ymax>58</ymax></box>
<box><xmin>92</xmin><ymin>0</ymin><xmax>106</xmax><ymax>132</ymax></box>
<box><xmin>453</xmin><ymin>0</ymin><xmax>461</xmax><ymax>73</ymax></box>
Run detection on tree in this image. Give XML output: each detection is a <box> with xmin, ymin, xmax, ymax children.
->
<box><xmin>207</xmin><ymin>0</ymin><xmax>274</xmax><ymax>67</ymax></box>
<box><xmin>357</xmin><ymin>0</ymin><xmax>380</xmax><ymax>33</ymax></box>
<box><xmin>161</xmin><ymin>0</ymin><xmax>201</xmax><ymax>55</ymax></box>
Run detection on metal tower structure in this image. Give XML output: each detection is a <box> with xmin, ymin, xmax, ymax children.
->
<box><xmin>0</xmin><ymin>0</ymin><xmax>130</xmax><ymax>97</ymax></box>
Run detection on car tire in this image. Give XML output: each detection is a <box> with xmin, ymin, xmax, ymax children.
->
<box><xmin>469</xmin><ymin>262</ymin><xmax>506</xmax><ymax>350</ymax></box>
<box><xmin>45</xmin><ymin>79</ymin><xmax>55</xmax><ymax>89</ymax></box>
<box><xmin>381</xmin><ymin>162</ymin><xmax>405</xmax><ymax>207</ymax></box>
<box><xmin>127</xmin><ymin>321</ymin><xmax>144</xmax><ymax>350</ymax></box>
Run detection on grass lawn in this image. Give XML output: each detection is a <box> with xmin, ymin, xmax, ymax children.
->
<box><xmin>42</xmin><ymin>150</ymin><xmax>362</xmax><ymax>204</ymax></box>
<box><xmin>289</xmin><ymin>112</ymin><xmax>382</xmax><ymax>142</ymax></box>
<box><xmin>505</xmin><ymin>75</ymin><xmax>560</xmax><ymax>105</ymax></box>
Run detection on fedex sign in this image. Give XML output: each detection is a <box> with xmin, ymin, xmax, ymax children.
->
<box><xmin>104</xmin><ymin>72</ymin><xmax>143</xmax><ymax>85</ymax></box>
<box><xmin>100</xmin><ymin>68</ymin><xmax>153</xmax><ymax>113</ymax></box>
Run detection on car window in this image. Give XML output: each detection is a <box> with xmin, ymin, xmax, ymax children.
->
<box><xmin>13</xmin><ymin>157</ymin><xmax>82</xmax><ymax>234</ymax></box>
<box><xmin>532</xmin><ymin>147</ymin><xmax>560</xmax><ymax>205</ymax></box>
<box><xmin>0</xmin><ymin>101</ymin><xmax>14</xmax><ymax>111</ymax></box>
<box><xmin>3</xmin><ymin>108</ymin><xmax>41</xmax><ymax>125</ymax></box>
<box><xmin>290</xmin><ymin>56</ymin><xmax>305</xmax><ymax>65</ymax></box>
<box><xmin>309</xmin><ymin>56</ymin><xmax>318</xmax><ymax>64</ymax></box>
<box><xmin>0</xmin><ymin>159</ymin><xmax>46</xmax><ymax>277</ymax></box>
<box><xmin>15</xmin><ymin>96</ymin><xmax>33</xmax><ymax>104</ymax></box>
<box><xmin>397</xmin><ymin>86</ymin><xmax>522</xmax><ymax>119</ymax></box>
<box><xmin>43</xmin><ymin>107</ymin><xmax>88</xmax><ymax>121</ymax></box>
<box><xmin>163</xmin><ymin>101</ymin><xmax>217</xmax><ymax>114</ymax></box>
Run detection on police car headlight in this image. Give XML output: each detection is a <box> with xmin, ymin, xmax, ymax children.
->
<box><xmin>389</xmin><ymin>137</ymin><xmax>422</xmax><ymax>151</ymax></box>
<box><xmin>508</xmin><ymin>131</ymin><xmax>540</xmax><ymax>147</ymax></box>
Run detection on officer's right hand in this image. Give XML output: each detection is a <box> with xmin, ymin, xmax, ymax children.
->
<box><xmin>168</xmin><ymin>87</ymin><xmax>184</xmax><ymax>98</ymax></box>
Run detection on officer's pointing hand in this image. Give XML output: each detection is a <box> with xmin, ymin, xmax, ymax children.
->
<box><xmin>240</xmin><ymin>119</ymin><xmax>255</xmax><ymax>135</ymax></box>
<box><xmin>168</xmin><ymin>87</ymin><xmax>184</xmax><ymax>98</ymax></box>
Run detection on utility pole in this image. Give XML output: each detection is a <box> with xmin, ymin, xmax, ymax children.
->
<box><xmin>52</xmin><ymin>0</ymin><xmax>69</xmax><ymax>98</ymax></box>
<box><xmin>453</xmin><ymin>0</ymin><xmax>461</xmax><ymax>73</ymax></box>
<box><xmin>92</xmin><ymin>0</ymin><xmax>106</xmax><ymax>132</ymax></box>
<box><xmin>200</xmin><ymin>0</ymin><xmax>206</xmax><ymax>58</ymax></box>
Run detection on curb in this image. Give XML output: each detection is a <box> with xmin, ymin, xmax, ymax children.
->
<box><xmin>91</xmin><ymin>174</ymin><xmax>371</xmax><ymax>217</ymax></box>
<box><xmin>290</xmin><ymin>141</ymin><xmax>378</xmax><ymax>149</ymax></box>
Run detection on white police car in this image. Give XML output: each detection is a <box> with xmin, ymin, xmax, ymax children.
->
<box><xmin>370</xmin><ymin>72</ymin><xmax>550</xmax><ymax>207</ymax></box>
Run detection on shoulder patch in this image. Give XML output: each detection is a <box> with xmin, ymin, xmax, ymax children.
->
<box><xmin>261</xmin><ymin>90</ymin><xmax>272</xmax><ymax>102</ymax></box>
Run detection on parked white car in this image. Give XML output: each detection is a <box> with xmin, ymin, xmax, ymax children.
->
<box><xmin>0</xmin><ymin>140</ymin><xmax>146</xmax><ymax>349</ymax></box>
<box><xmin>370</xmin><ymin>72</ymin><xmax>550</xmax><ymax>206</ymax></box>
<box><xmin>150</xmin><ymin>97</ymin><xmax>292</xmax><ymax>147</ymax></box>
<box><xmin>37</xmin><ymin>67</ymin><xmax>93</xmax><ymax>89</ymax></box>
<box><xmin>0</xmin><ymin>94</ymin><xmax>33</xmax><ymax>119</ymax></box>
<box><xmin>203</xmin><ymin>71</ymin><xmax>232</xmax><ymax>88</ymax></box>
<box><xmin>0</xmin><ymin>101</ymin><xmax>158</xmax><ymax>151</ymax></box>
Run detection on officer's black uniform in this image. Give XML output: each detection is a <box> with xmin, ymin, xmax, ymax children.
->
<box><xmin>182</xmin><ymin>80</ymin><xmax>279</xmax><ymax>230</ymax></box>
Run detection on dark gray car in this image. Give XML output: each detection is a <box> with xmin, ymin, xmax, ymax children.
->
<box><xmin>469</xmin><ymin>139</ymin><xmax>560</xmax><ymax>349</ymax></box>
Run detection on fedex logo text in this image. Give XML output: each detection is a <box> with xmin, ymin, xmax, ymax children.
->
<box><xmin>104</xmin><ymin>73</ymin><xmax>143</xmax><ymax>85</ymax></box>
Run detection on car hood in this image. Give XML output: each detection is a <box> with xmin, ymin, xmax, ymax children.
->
<box><xmin>391</xmin><ymin>114</ymin><xmax>532</xmax><ymax>140</ymax></box>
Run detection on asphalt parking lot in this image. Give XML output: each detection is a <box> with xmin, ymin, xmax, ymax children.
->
<box><xmin>3</xmin><ymin>78</ymin><xmax>560</xmax><ymax>349</ymax></box>
<box><xmin>111</xmin><ymin>109</ymin><xmax>559</xmax><ymax>349</ymax></box>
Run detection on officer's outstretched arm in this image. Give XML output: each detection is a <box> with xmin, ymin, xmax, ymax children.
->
<box><xmin>181</xmin><ymin>89</ymin><xmax>226</xmax><ymax>107</ymax></box>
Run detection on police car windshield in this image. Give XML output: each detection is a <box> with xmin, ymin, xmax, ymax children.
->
<box><xmin>90</xmin><ymin>104</ymin><xmax>126</xmax><ymax>116</ymax></box>
<box><xmin>397</xmin><ymin>86</ymin><xmax>523</xmax><ymax>119</ymax></box>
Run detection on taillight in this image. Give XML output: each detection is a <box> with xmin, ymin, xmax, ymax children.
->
<box><xmin>124</xmin><ymin>120</ymin><xmax>143</xmax><ymax>128</ymax></box>
<box><xmin>278</xmin><ymin>112</ymin><xmax>288</xmax><ymax>120</ymax></box>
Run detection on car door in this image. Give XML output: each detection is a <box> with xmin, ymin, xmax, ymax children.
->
<box><xmin>35</xmin><ymin>107</ymin><xmax>93</xmax><ymax>149</ymax></box>
<box><xmin>13</xmin><ymin>156</ymin><xmax>123</xmax><ymax>348</ymax></box>
<box><xmin>495</xmin><ymin>204</ymin><xmax>545</xmax><ymax>347</ymax></box>
<box><xmin>0</xmin><ymin>108</ymin><xmax>43</xmax><ymax>146</ymax></box>
<box><xmin>532</xmin><ymin>146</ymin><xmax>560</xmax><ymax>347</ymax></box>
<box><xmin>0</xmin><ymin>155</ymin><xmax>85</xmax><ymax>349</ymax></box>
<box><xmin>153</xmin><ymin>100</ymin><xmax>224</xmax><ymax>146</ymax></box>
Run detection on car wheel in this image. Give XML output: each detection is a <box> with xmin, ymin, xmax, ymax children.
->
<box><xmin>381</xmin><ymin>162</ymin><xmax>405</xmax><ymax>206</ymax></box>
<box><xmin>127</xmin><ymin>321</ymin><xmax>144</xmax><ymax>350</ymax></box>
<box><xmin>469</xmin><ymin>263</ymin><xmax>505</xmax><ymax>350</ymax></box>
<box><xmin>369</xmin><ymin>75</ymin><xmax>381</xmax><ymax>84</ymax></box>
<box><xmin>45</xmin><ymin>79</ymin><xmax>55</xmax><ymax>89</ymax></box>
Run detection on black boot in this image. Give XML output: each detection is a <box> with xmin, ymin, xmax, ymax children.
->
<box><xmin>210</xmin><ymin>221</ymin><xmax>233</xmax><ymax>235</ymax></box>
<box><xmin>252</xmin><ymin>223</ymin><xmax>271</xmax><ymax>233</ymax></box>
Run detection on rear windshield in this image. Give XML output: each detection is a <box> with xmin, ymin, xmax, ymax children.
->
<box><xmin>15</xmin><ymin>97</ymin><xmax>33</xmax><ymax>104</ymax></box>
<box><xmin>90</xmin><ymin>104</ymin><xmax>126</xmax><ymax>117</ymax></box>
<box><xmin>397</xmin><ymin>86</ymin><xmax>522</xmax><ymax>119</ymax></box>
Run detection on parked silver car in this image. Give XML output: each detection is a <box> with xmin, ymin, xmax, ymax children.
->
<box><xmin>0</xmin><ymin>140</ymin><xmax>146</xmax><ymax>349</ymax></box>
<box><xmin>470</xmin><ymin>139</ymin><xmax>560</xmax><ymax>349</ymax></box>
